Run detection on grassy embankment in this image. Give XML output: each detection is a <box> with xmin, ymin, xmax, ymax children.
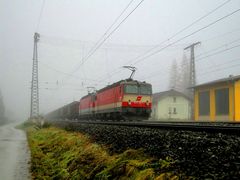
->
<box><xmin>21</xmin><ymin>121</ymin><xmax>189</xmax><ymax>179</ymax></box>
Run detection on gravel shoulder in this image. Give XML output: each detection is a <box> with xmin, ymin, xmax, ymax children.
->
<box><xmin>0</xmin><ymin>122</ymin><xmax>31</xmax><ymax>180</ymax></box>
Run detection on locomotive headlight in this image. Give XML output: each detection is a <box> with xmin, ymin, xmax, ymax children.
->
<box><xmin>146</xmin><ymin>100</ymin><xmax>149</xmax><ymax>106</ymax></box>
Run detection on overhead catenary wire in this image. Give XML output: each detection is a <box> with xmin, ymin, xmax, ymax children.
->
<box><xmin>196</xmin><ymin>37</ymin><xmax>240</xmax><ymax>58</ymax></box>
<box><xmin>137</xmin><ymin>42</ymin><xmax>240</xmax><ymax>81</ymax></box>
<box><xmin>39</xmin><ymin>1</ymin><xmax>240</xmax><ymax>100</ymax></box>
<box><xmin>39</xmin><ymin>1</ymin><xmax>235</xmax><ymax>88</ymax></box>
<box><xmin>39</xmin><ymin>61</ymin><xmax>100</xmax><ymax>82</ymax></box>
<box><xmin>127</xmin><ymin>0</ymin><xmax>233</xmax><ymax>65</ymax></box>
<box><xmin>71</xmin><ymin>0</ymin><xmax>146</xmax><ymax>73</ymax></box>
<box><xmin>97</xmin><ymin>31</ymin><xmax>240</xmax><ymax>83</ymax></box>
<box><xmin>47</xmin><ymin>0</ymin><xmax>147</xmax><ymax>94</ymax></box>
<box><xmin>150</xmin><ymin>58</ymin><xmax>240</xmax><ymax>89</ymax></box>
<box><xmin>36</xmin><ymin>0</ymin><xmax>46</xmax><ymax>31</ymax></box>
<box><xmin>198</xmin><ymin>62</ymin><xmax>240</xmax><ymax>77</ymax></box>
<box><xmin>97</xmin><ymin>0</ymin><xmax>233</xmax><ymax>81</ymax></box>
<box><xmin>82</xmin><ymin>0</ymin><xmax>135</xmax><ymax>58</ymax></box>
<box><xmin>99</xmin><ymin>33</ymin><xmax>240</xmax><ymax>84</ymax></box>
<box><xmin>196</xmin><ymin>43</ymin><xmax>240</xmax><ymax>61</ymax></box>
<box><xmin>200</xmin><ymin>27</ymin><xmax>240</xmax><ymax>43</ymax></box>
<box><xmin>132</xmin><ymin>8</ymin><xmax>240</xmax><ymax>65</ymax></box>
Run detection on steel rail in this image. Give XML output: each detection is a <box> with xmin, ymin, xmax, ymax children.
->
<box><xmin>51</xmin><ymin>119</ymin><xmax>240</xmax><ymax>135</ymax></box>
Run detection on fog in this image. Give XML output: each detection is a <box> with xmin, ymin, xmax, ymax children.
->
<box><xmin>1</xmin><ymin>0</ymin><xmax>240</xmax><ymax>121</ymax></box>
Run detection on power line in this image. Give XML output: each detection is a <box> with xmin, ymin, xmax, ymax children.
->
<box><xmin>149</xmin><ymin>58</ymin><xmax>240</xmax><ymax>89</ymax></box>
<box><xmin>41</xmin><ymin>33</ymin><xmax>187</xmax><ymax>51</ymax></box>
<box><xmin>105</xmin><ymin>37</ymin><xmax>240</xmax><ymax>83</ymax></box>
<box><xmin>36</xmin><ymin>0</ymin><xmax>46</xmax><ymax>31</ymax></box>
<box><xmin>39</xmin><ymin>61</ymin><xmax>100</xmax><ymax>82</ymax></box>
<box><xmin>85</xmin><ymin>0</ymin><xmax>135</xmax><ymax>57</ymax></box>
<box><xmin>97</xmin><ymin>35</ymin><xmax>240</xmax><ymax>82</ymax></box>
<box><xmin>201</xmin><ymin>27</ymin><xmax>240</xmax><ymax>42</ymax></box>
<box><xmin>137</xmin><ymin>42</ymin><xmax>240</xmax><ymax>81</ymax></box>
<box><xmin>132</xmin><ymin>8</ymin><xmax>240</xmax><ymax>65</ymax></box>
<box><xmin>72</xmin><ymin>0</ymin><xmax>146</xmax><ymax>73</ymax></box>
<box><xmin>196</xmin><ymin>38</ymin><xmax>240</xmax><ymax>58</ymax></box>
<box><xmin>198</xmin><ymin>58</ymin><xmax>240</xmax><ymax>76</ymax></box>
<box><xmin>96</xmin><ymin>0</ymin><xmax>233</xmax><ymax>81</ymax></box>
<box><xmin>126</xmin><ymin>0</ymin><xmax>232</xmax><ymax>65</ymax></box>
<box><xmin>196</xmin><ymin>43</ymin><xmax>240</xmax><ymax>62</ymax></box>
<box><xmin>50</xmin><ymin>0</ymin><xmax>146</xmax><ymax>93</ymax></box>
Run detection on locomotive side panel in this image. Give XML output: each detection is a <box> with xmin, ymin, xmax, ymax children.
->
<box><xmin>79</xmin><ymin>95</ymin><xmax>94</xmax><ymax>118</ymax></box>
<box><xmin>95</xmin><ymin>84</ymin><xmax>122</xmax><ymax>114</ymax></box>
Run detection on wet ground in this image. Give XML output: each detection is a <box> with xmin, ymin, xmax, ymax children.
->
<box><xmin>0</xmin><ymin>122</ymin><xmax>31</xmax><ymax>180</ymax></box>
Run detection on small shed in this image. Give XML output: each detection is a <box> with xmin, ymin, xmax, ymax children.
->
<box><xmin>152</xmin><ymin>89</ymin><xmax>192</xmax><ymax>121</ymax></box>
<box><xmin>193</xmin><ymin>75</ymin><xmax>240</xmax><ymax>121</ymax></box>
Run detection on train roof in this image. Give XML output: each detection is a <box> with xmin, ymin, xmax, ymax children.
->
<box><xmin>97</xmin><ymin>79</ymin><xmax>151</xmax><ymax>93</ymax></box>
<box><xmin>80</xmin><ymin>79</ymin><xmax>151</xmax><ymax>99</ymax></box>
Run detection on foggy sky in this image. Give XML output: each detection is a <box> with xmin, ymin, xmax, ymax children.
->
<box><xmin>1</xmin><ymin>0</ymin><xmax>240</xmax><ymax>120</ymax></box>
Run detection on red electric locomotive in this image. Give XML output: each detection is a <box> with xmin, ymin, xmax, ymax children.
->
<box><xmin>79</xmin><ymin>79</ymin><xmax>152</xmax><ymax>120</ymax></box>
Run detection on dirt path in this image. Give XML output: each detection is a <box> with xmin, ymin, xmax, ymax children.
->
<box><xmin>0</xmin><ymin>123</ymin><xmax>31</xmax><ymax>180</ymax></box>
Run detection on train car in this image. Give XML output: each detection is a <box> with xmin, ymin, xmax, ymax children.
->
<box><xmin>79</xmin><ymin>79</ymin><xmax>152</xmax><ymax>120</ymax></box>
<box><xmin>45</xmin><ymin>101</ymin><xmax>80</xmax><ymax>120</ymax></box>
<box><xmin>65</xmin><ymin>101</ymin><xmax>80</xmax><ymax>119</ymax></box>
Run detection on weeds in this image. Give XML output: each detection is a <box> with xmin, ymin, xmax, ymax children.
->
<box><xmin>27</xmin><ymin>127</ymin><xmax>187</xmax><ymax>179</ymax></box>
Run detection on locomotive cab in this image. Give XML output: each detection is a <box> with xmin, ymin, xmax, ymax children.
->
<box><xmin>120</xmin><ymin>80</ymin><xmax>152</xmax><ymax>120</ymax></box>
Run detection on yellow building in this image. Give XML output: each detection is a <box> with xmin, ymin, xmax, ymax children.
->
<box><xmin>194</xmin><ymin>75</ymin><xmax>240</xmax><ymax>122</ymax></box>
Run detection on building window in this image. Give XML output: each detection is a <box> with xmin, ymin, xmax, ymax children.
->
<box><xmin>173</xmin><ymin>97</ymin><xmax>176</xmax><ymax>102</ymax></box>
<box><xmin>215</xmin><ymin>88</ymin><xmax>229</xmax><ymax>115</ymax></box>
<box><xmin>199</xmin><ymin>91</ymin><xmax>210</xmax><ymax>116</ymax></box>
<box><xmin>168</xmin><ymin>107</ymin><xmax>172</xmax><ymax>114</ymax></box>
<box><xmin>173</xmin><ymin>107</ymin><xmax>177</xmax><ymax>114</ymax></box>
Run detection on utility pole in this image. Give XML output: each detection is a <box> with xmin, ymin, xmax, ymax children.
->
<box><xmin>184</xmin><ymin>42</ymin><xmax>200</xmax><ymax>95</ymax></box>
<box><xmin>184</xmin><ymin>42</ymin><xmax>200</xmax><ymax>120</ymax></box>
<box><xmin>30</xmin><ymin>32</ymin><xmax>40</xmax><ymax>119</ymax></box>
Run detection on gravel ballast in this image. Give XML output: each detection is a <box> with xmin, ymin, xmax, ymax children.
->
<box><xmin>56</xmin><ymin>122</ymin><xmax>240</xmax><ymax>179</ymax></box>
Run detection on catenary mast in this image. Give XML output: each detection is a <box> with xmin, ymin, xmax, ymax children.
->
<box><xmin>30</xmin><ymin>32</ymin><xmax>40</xmax><ymax>118</ymax></box>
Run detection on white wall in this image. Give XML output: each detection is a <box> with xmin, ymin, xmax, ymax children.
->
<box><xmin>152</xmin><ymin>96</ymin><xmax>191</xmax><ymax>120</ymax></box>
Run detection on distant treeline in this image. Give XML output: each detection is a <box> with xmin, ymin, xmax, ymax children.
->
<box><xmin>0</xmin><ymin>89</ymin><xmax>7</xmax><ymax>125</ymax></box>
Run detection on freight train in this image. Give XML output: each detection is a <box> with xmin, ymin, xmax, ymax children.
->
<box><xmin>46</xmin><ymin>79</ymin><xmax>152</xmax><ymax>121</ymax></box>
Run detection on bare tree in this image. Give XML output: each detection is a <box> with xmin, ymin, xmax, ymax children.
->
<box><xmin>168</xmin><ymin>59</ymin><xmax>179</xmax><ymax>90</ymax></box>
<box><xmin>179</xmin><ymin>53</ymin><xmax>191</xmax><ymax>97</ymax></box>
<box><xmin>0</xmin><ymin>89</ymin><xmax>5</xmax><ymax>123</ymax></box>
<box><xmin>168</xmin><ymin>54</ymin><xmax>192</xmax><ymax>98</ymax></box>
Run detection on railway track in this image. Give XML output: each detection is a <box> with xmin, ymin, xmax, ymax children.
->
<box><xmin>48</xmin><ymin>120</ymin><xmax>240</xmax><ymax>178</ymax></box>
<box><xmin>52</xmin><ymin>119</ymin><xmax>240</xmax><ymax>134</ymax></box>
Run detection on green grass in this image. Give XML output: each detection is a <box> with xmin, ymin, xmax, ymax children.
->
<box><xmin>16</xmin><ymin>119</ymin><xmax>51</xmax><ymax>131</ymax></box>
<box><xmin>27</xmin><ymin>127</ymin><xmax>190</xmax><ymax>180</ymax></box>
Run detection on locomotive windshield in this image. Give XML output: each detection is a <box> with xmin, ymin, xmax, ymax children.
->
<box><xmin>124</xmin><ymin>85</ymin><xmax>138</xmax><ymax>94</ymax></box>
<box><xmin>124</xmin><ymin>84</ymin><xmax>152</xmax><ymax>95</ymax></box>
<box><xmin>139</xmin><ymin>85</ymin><xmax>152</xmax><ymax>95</ymax></box>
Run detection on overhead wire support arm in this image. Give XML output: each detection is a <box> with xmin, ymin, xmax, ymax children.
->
<box><xmin>123</xmin><ymin>66</ymin><xmax>137</xmax><ymax>80</ymax></box>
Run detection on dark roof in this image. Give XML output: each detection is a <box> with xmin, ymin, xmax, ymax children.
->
<box><xmin>152</xmin><ymin>89</ymin><xmax>192</xmax><ymax>104</ymax></box>
<box><xmin>193</xmin><ymin>74</ymin><xmax>240</xmax><ymax>88</ymax></box>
